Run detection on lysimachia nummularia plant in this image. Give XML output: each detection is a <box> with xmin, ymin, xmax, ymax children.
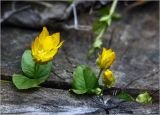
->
<box><xmin>136</xmin><ymin>91</ymin><xmax>152</xmax><ymax>104</ymax></box>
<box><xmin>12</xmin><ymin>27</ymin><xmax>63</xmax><ymax>89</ymax></box>
<box><xmin>88</xmin><ymin>0</ymin><xmax>119</xmax><ymax>57</ymax></box>
<box><xmin>70</xmin><ymin>48</ymin><xmax>116</xmax><ymax>95</ymax></box>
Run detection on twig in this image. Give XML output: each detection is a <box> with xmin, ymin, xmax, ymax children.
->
<box><xmin>64</xmin><ymin>24</ymin><xmax>92</xmax><ymax>31</ymax></box>
<box><xmin>65</xmin><ymin>0</ymin><xmax>81</xmax><ymax>30</ymax></box>
<box><xmin>126</xmin><ymin>1</ymin><xmax>146</xmax><ymax>11</ymax></box>
<box><xmin>72</xmin><ymin>3</ymin><xmax>78</xmax><ymax>29</ymax></box>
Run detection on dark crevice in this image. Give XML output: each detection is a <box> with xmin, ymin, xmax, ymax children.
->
<box><xmin>1</xmin><ymin>74</ymin><xmax>159</xmax><ymax>104</ymax></box>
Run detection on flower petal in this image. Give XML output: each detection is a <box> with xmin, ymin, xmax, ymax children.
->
<box><xmin>97</xmin><ymin>48</ymin><xmax>116</xmax><ymax>69</ymax></box>
<box><xmin>40</xmin><ymin>49</ymin><xmax>58</xmax><ymax>63</ymax></box>
<box><xmin>42</xmin><ymin>36</ymin><xmax>55</xmax><ymax>51</ymax></box>
<box><xmin>56</xmin><ymin>41</ymin><xmax>64</xmax><ymax>48</ymax></box>
<box><xmin>39</xmin><ymin>27</ymin><xmax>49</xmax><ymax>40</ymax></box>
<box><xmin>52</xmin><ymin>32</ymin><xmax>60</xmax><ymax>46</ymax></box>
<box><xmin>31</xmin><ymin>27</ymin><xmax>63</xmax><ymax>63</ymax></box>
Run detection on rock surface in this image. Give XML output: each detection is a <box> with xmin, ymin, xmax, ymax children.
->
<box><xmin>1</xmin><ymin>82</ymin><xmax>159</xmax><ymax>114</ymax></box>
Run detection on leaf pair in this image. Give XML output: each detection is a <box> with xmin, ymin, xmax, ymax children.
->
<box><xmin>116</xmin><ymin>91</ymin><xmax>152</xmax><ymax>104</ymax></box>
<box><xmin>12</xmin><ymin>50</ymin><xmax>52</xmax><ymax>89</ymax></box>
<box><xmin>88</xmin><ymin>6</ymin><xmax>121</xmax><ymax>58</ymax></box>
<box><xmin>70</xmin><ymin>65</ymin><xmax>102</xmax><ymax>95</ymax></box>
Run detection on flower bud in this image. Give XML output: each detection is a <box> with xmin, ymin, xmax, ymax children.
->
<box><xmin>103</xmin><ymin>69</ymin><xmax>115</xmax><ymax>88</ymax></box>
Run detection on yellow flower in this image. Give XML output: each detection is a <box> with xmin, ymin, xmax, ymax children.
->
<box><xmin>97</xmin><ymin>48</ymin><xmax>116</xmax><ymax>69</ymax></box>
<box><xmin>31</xmin><ymin>27</ymin><xmax>63</xmax><ymax>63</ymax></box>
<box><xmin>103</xmin><ymin>69</ymin><xmax>115</xmax><ymax>88</ymax></box>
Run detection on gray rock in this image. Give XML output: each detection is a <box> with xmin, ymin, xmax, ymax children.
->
<box><xmin>1</xmin><ymin>82</ymin><xmax>159</xmax><ymax>114</ymax></box>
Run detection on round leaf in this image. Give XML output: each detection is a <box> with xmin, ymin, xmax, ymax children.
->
<box><xmin>71</xmin><ymin>89</ymin><xmax>88</xmax><ymax>95</ymax></box>
<box><xmin>12</xmin><ymin>74</ymin><xmax>48</xmax><ymax>89</ymax></box>
<box><xmin>71</xmin><ymin>65</ymin><xmax>99</xmax><ymax>95</ymax></box>
<box><xmin>21</xmin><ymin>50</ymin><xmax>52</xmax><ymax>78</ymax></box>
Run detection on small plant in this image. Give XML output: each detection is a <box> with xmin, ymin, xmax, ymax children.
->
<box><xmin>136</xmin><ymin>91</ymin><xmax>152</xmax><ymax>104</ymax></box>
<box><xmin>117</xmin><ymin>91</ymin><xmax>152</xmax><ymax>104</ymax></box>
<box><xmin>70</xmin><ymin>48</ymin><xmax>116</xmax><ymax>95</ymax></box>
<box><xmin>12</xmin><ymin>27</ymin><xmax>63</xmax><ymax>89</ymax></box>
<box><xmin>88</xmin><ymin>0</ymin><xmax>120</xmax><ymax>57</ymax></box>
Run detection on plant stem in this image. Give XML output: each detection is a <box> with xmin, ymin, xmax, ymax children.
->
<box><xmin>34</xmin><ymin>62</ymin><xmax>39</xmax><ymax>78</ymax></box>
<box><xmin>97</xmin><ymin>25</ymin><xmax>106</xmax><ymax>40</ymax></box>
<box><xmin>98</xmin><ymin>0</ymin><xmax>118</xmax><ymax>38</ymax></box>
<box><xmin>97</xmin><ymin>68</ymin><xmax>103</xmax><ymax>80</ymax></box>
<box><xmin>110</xmin><ymin>0</ymin><xmax>118</xmax><ymax>16</ymax></box>
<box><xmin>34</xmin><ymin>62</ymin><xmax>37</xmax><ymax>72</ymax></box>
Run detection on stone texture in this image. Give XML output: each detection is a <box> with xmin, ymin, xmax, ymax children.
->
<box><xmin>1</xmin><ymin>82</ymin><xmax>159</xmax><ymax>114</ymax></box>
<box><xmin>108</xmin><ymin>3</ymin><xmax>159</xmax><ymax>89</ymax></box>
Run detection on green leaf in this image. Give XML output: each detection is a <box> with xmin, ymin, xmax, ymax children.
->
<box><xmin>21</xmin><ymin>50</ymin><xmax>52</xmax><ymax>79</ymax></box>
<box><xmin>136</xmin><ymin>92</ymin><xmax>152</xmax><ymax>104</ymax></box>
<box><xmin>71</xmin><ymin>89</ymin><xmax>88</xmax><ymax>95</ymax></box>
<box><xmin>70</xmin><ymin>88</ymin><xmax>102</xmax><ymax>95</ymax></box>
<box><xmin>112</xmin><ymin>12</ymin><xmax>122</xmax><ymax>20</ymax></box>
<box><xmin>99</xmin><ymin>15</ymin><xmax>112</xmax><ymax>26</ymax></box>
<box><xmin>93</xmin><ymin>20</ymin><xmax>107</xmax><ymax>35</ymax></box>
<box><xmin>100</xmin><ymin>13</ymin><xmax>121</xmax><ymax>22</ymax></box>
<box><xmin>99</xmin><ymin>15</ymin><xmax>111</xmax><ymax>22</ymax></box>
<box><xmin>107</xmin><ymin>18</ymin><xmax>112</xmax><ymax>26</ymax></box>
<box><xmin>12</xmin><ymin>74</ymin><xmax>48</xmax><ymax>89</ymax></box>
<box><xmin>71</xmin><ymin>65</ymin><xmax>100</xmax><ymax>95</ymax></box>
<box><xmin>89</xmin><ymin>88</ymin><xmax>102</xmax><ymax>95</ymax></box>
<box><xmin>72</xmin><ymin>65</ymin><xmax>86</xmax><ymax>90</ymax></box>
<box><xmin>93</xmin><ymin>38</ymin><xmax>102</xmax><ymax>49</ymax></box>
<box><xmin>117</xmin><ymin>91</ymin><xmax>135</xmax><ymax>102</ymax></box>
<box><xmin>83</xmin><ymin>67</ymin><xmax>98</xmax><ymax>89</ymax></box>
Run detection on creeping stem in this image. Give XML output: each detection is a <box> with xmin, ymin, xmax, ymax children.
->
<box><xmin>95</xmin><ymin>0</ymin><xmax>118</xmax><ymax>42</ymax></box>
<box><xmin>110</xmin><ymin>0</ymin><xmax>118</xmax><ymax>17</ymax></box>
